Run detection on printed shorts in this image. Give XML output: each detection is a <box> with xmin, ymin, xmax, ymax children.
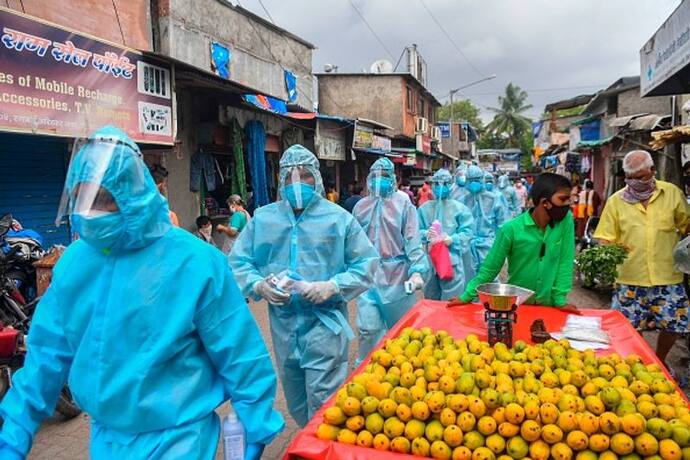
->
<box><xmin>611</xmin><ymin>283</ymin><xmax>690</xmax><ymax>333</ymax></box>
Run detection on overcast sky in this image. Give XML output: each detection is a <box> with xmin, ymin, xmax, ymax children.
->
<box><xmin>243</xmin><ymin>0</ymin><xmax>680</xmax><ymax>122</ymax></box>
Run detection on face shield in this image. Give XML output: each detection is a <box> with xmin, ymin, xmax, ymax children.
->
<box><xmin>56</xmin><ymin>137</ymin><xmax>120</xmax><ymax>225</ymax></box>
<box><xmin>369</xmin><ymin>169</ymin><xmax>395</xmax><ymax>197</ymax></box>
<box><xmin>284</xmin><ymin>166</ymin><xmax>317</xmax><ymax>210</ymax></box>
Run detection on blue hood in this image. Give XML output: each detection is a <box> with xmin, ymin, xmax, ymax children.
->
<box><xmin>66</xmin><ymin>126</ymin><xmax>171</xmax><ymax>251</ymax></box>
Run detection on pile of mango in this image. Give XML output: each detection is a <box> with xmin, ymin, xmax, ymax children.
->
<box><xmin>315</xmin><ymin>327</ymin><xmax>690</xmax><ymax>460</ymax></box>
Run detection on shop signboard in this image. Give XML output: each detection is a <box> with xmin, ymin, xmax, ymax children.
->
<box><xmin>640</xmin><ymin>1</ymin><xmax>690</xmax><ymax>96</ymax></box>
<box><xmin>497</xmin><ymin>160</ymin><xmax>519</xmax><ymax>172</ymax></box>
<box><xmin>371</xmin><ymin>134</ymin><xmax>391</xmax><ymax>152</ymax></box>
<box><xmin>404</xmin><ymin>152</ymin><xmax>416</xmax><ymax>166</ymax></box>
<box><xmin>0</xmin><ymin>7</ymin><xmax>174</xmax><ymax>144</ymax></box>
<box><xmin>316</xmin><ymin>119</ymin><xmax>346</xmax><ymax>161</ymax></box>
<box><xmin>352</xmin><ymin>121</ymin><xmax>374</xmax><ymax>149</ymax></box>
<box><xmin>437</xmin><ymin>122</ymin><xmax>451</xmax><ymax>138</ymax></box>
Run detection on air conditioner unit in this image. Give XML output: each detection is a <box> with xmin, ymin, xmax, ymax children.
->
<box><xmin>416</xmin><ymin>117</ymin><xmax>429</xmax><ymax>134</ymax></box>
<box><xmin>431</xmin><ymin>126</ymin><xmax>442</xmax><ymax>141</ymax></box>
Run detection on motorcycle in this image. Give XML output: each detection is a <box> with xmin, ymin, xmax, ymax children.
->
<box><xmin>0</xmin><ymin>213</ymin><xmax>81</xmax><ymax>419</ymax></box>
<box><xmin>578</xmin><ymin>216</ymin><xmax>600</xmax><ymax>252</ymax></box>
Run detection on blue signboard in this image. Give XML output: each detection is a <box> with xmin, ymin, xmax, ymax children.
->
<box><xmin>437</xmin><ymin>122</ymin><xmax>451</xmax><ymax>138</ymax></box>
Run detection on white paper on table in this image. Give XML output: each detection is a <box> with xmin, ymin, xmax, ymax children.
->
<box><xmin>560</xmin><ymin>328</ymin><xmax>610</xmax><ymax>344</ymax></box>
<box><xmin>550</xmin><ymin>333</ymin><xmax>610</xmax><ymax>351</ymax></box>
<box><xmin>564</xmin><ymin>315</ymin><xmax>602</xmax><ymax>329</ymax></box>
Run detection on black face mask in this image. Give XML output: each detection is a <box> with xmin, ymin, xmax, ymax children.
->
<box><xmin>547</xmin><ymin>203</ymin><xmax>570</xmax><ymax>223</ymax></box>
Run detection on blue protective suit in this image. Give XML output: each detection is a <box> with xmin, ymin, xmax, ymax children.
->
<box><xmin>498</xmin><ymin>175</ymin><xmax>521</xmax><ymax>218</ymax></box>
<box><xmin>353</xmin><ymin>158</ymin><xmax>427</xmax><ymax>363</ymax></box>
<box><xmin>0</xmin><ymin>126</ymin><xmax>284</xmax><ymax>459</ymax></box>
<box><xmin>463</xmin><ymin>166</ymin><xmax>509</xmax><ymax>273</ymax></box>
<box><xmin>229</xmin><ymin>145</ymin><xmax>377</xmax><ymax>427</ymax></box>
<box><xmin>418</xmin><ymin>169</ymin><xmax>474</xmax><ymax>300</ymax></box>
<box><xmin>450</xmin><ymin>163</ymin><xmax>469</xmax><ymax>203</ymax></box>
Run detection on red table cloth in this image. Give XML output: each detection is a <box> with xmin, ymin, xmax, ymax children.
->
<box><xmin>284</xmin><ymin>301</ymin><xmax>682</xmax><ymax>460</ymax></box>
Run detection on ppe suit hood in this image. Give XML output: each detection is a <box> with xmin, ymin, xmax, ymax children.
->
<box><xmin>278</xmin><ymin>145</ymin><xmax>324</xmax><ymax>202</ymax></box>
<box><xmin>430</xmin><ymin>169</ymin><xmax>453</xmax><ymax>185</ymax></box>
<box><xmin>498</xmin><ymin>175</ymin><xmax>510</xmax><ymax>189</ymax></box>
<box><xmin>367</xmin><ymin>158</ymin><xmax>396</xmax><ymax>198</ymax></box>
<box><xmin>484</xmin><ymin>172</ymin><xmax>495</xmax><ymax>184</ymax></box>
<box><xmin>467</xmin><ymin>165</ymin><xmax>485</xmax><ymax>181</ymax></box>
<box><xmin>454</xmin><ymin>164</ymin><xmax>467</xmax><ymax>180</ymax></box>
<box><xmin>65</xmin><ymin>125</ymin><xmax>171</xmax><ymax>251</ymax></box>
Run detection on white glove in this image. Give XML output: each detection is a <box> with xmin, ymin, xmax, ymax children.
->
<box><xmin>443</xmin><ymin>235</ymin><xmax>453</xmax><ymax>246</ymax></box>
<box><xmin>254</xmin><ymin>277</ymin><xmax>290</xmax><ymax>306</ymax></box>
<box><xmin>303</xmin><ymin>280</ymin><xmax>339</xmax><ymax>304</ymax></box>
<box><xmin>407</xmin><ymin>273</ymin><xmax>424</xmax><ymax>292</ymax></box>
<box><xmin>426</xmin><ymin>227</ymin><xmax>439</xmax><ymax>242</ymax></box>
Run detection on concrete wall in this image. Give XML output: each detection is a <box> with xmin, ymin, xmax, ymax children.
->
<box><xmin>318</xmin><ymin>74</ymin><xmax>404</xmax><ymax>136</ymax></box>
<box><xmin>618</xmin><ymin>88</ymin><xmax>672</xmax><ymax>117</ymax></box>
<box><xmin>157</xmin><ymin>0</ymin><xmax>313</xmax><ymax>109</ymax></box>
<box><xmin>6</xmin><ymin>0</ymin><xmax>151</xmax><ymax>50</ymax></box>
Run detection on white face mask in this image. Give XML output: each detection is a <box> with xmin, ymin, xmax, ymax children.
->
<box><xmin>200</xmin><ymin>226</ymin><xmax>212</xmax><ymax>239</ymax></box>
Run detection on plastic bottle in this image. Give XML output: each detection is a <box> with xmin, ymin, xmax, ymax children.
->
<box><xmin>222</xmin><ymin>406</ymin><xmax>245</xmax><ymax>460</ymax></box>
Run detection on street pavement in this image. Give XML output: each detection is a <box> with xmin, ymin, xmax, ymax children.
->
<box><xmin>26</xmin><ymin>284</ymin><xmax>690</xmax><ymax>459</ymax></box>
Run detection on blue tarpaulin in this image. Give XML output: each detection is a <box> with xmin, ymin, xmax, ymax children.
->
<box><xmin>579</xmin><ymin>120</ymin><xmax>601</xmax><ymax>141</ymax></box>
<box><xmin>284</xmin><ymin>70</ymin><xmax>298</xmax><ymax>103</ymax></box>
<box><xmin>211</xmin><ymin>42</ymin><xmax>231</xmax><ymax>79</ymax></box>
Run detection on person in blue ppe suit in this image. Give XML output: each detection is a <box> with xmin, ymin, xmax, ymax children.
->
<box><xmin>229</xmin><ymin>145</ymin><xmax>377</xmax><ymax>427</ymax></box>
<box><xmin>418</xmin><ymin>169</ymin><xmax>474</xmax><ymax>300</ymax></box>
<box><xmin>484</xmin><ymin>171</ymin><xmax>510</xmax><ymax>211</ymax></box>
<box><xmin>498</xmin><ymin>174</ymin><xmax>521</xmax><ymax>218</ymax></box>
<box><xmin>463</xmin><ymin>165</ymin><xmax>509</xmax><ymax>273</ymax></box>
<box><xmin>352</xmin><ymin>158</ymin><xmax>427</xmax><ymax>364</ymax></box>
<box><xmin>0</xmin><ymin>126</ymin><xmax>284</xmax><ymax>460</ymax></box>
<box><xmin>450</xmin><ymin>163</ymin><xmax>469</xmax><ymax>203</ymax></box>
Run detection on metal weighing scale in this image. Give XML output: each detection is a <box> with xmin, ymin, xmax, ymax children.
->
<box><xmin>476</xmin><ymin>283</ymin><xmax>534</xmax><ymax>346</ymax></box>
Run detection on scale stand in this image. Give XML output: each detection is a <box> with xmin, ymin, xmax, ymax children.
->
<box><xmin>483</xmin><ymin>302</ymin><xmax>518</xmax><ymax>346</ymax></box>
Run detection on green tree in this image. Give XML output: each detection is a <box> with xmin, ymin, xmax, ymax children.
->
<box><xmin>437</xmin><ymin>99</ymin><xmax>483</xmax><ymax>129</ymax></box>
<box><xmin>485</xmin><ymin>83</ymin><xmax>533</xmax><ymax>147</ymax></box>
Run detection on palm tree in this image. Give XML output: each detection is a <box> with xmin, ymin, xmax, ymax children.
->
<box><xmin>486</xmin><ymin>83</ymin><xmax>533</xmax><ymax>146</ymax></box>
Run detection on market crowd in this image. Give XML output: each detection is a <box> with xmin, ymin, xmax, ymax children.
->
<box><xmin>0</xmin><ymin>126</ymin><xmax>688</xmax><ymax>459</ymax></box>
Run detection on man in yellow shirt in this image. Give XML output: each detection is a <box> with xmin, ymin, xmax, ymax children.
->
<box><xmin>595</xmin><ymin>150</ymin><xmax>690</xmax><ymax>361</ymax></box>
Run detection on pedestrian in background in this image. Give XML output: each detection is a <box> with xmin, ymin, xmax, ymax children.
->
<box><xmin>595</xmin><ymin>150</ymin><xmax>690</xmax><ymax>362</ymax></box>
<box><xmin>451</xmin><ymin>163</ymin><xmax>469</xmax><ymax>203</ymax></box>
<box><xmin>498</xmin><ymin>174</ymin><xmax>521</xmax><ymax>217</ymax></box>
<box><xmin>417</xmin><ymin>181</ymin><xmax>433</xmax><ymax>207</ymax></box>
<box><xmin>344</xmin><ymin>184</ymin><xmax>363</xmax><ymax>213</ymax></box>
<box><xmin>194</xmin><ymin>215</ymin><xmax>215</xmax><ymax>245</ymax></box>
<box><xmin>229</xmin><ymin>145</ymin><xmax>377</xmax><ymax>427</ymax></box>
<box><xmin>399</xmin><ymin>179</ymin><xmax>416</xmax><ymax>205</ymax></box>
<box><xmin>216</xmin><ymin>195</ymin><xmax>251</xmax><ymax>255</ymax></box>
<box><xmin>576</xmin><ymin>179</ymin><xmax>601</xmax><ymax>240</ymax></box>
<box><xmin>326</xmin><ymin>183</ymin><xmax>339</xmax><ymax>203</ymax></box>
<box><xmin>515</xmin><ymin>178</ymin><xmax>529</xmax><ymax>210</ymax></box>
<box><xmin>148</xmin><ymin>164</ymin><xmax>179</xmax><ymax>226</ymax></box>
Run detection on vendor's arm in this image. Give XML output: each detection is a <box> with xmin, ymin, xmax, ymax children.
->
<box><xmin>330</xmin><ymin>217</ymin><xmax>379</xmax><ymax>301</ymax></box>
<box><xmin>551</xmin><ymin>212</ymin><xmax>575</xmax><ymax>306</ymax></box>
<box><xmin>460</xmin><ymin>225</ymin><xmax>512</xmax><ymax>302</ymax></box>
<box><xmin>227</xmin><ymin>218</ymin><xmax>264</xmax><ymax>298</ymax></box>
<box><xmin>593</xmin><ymin>199</ymin><xmax>619</xmax><ymax>245</ymax></box>
<box><xmin>0</xmin><ymin>283</ymin><xmax>73</xmax><ymax>458</ymax></box>
<box><xmin>672</xmin><ymin>185</ymin><xmax>690</xmax><ymax>235</ymax></box>
<box><xmin>194</xmin><ymin>256</ymin><xmax>284</xmax><ymax>445</ymax></box>
<box><xmin>402</xmin><ymin>200</ymin><xmax>428</xmax><ymax>274</ymax></box>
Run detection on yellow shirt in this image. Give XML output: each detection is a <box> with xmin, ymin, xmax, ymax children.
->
<box><xmin>594</xmin><ymin>180</ymin><xmax>690</xmax><ymax>286</ymax></box>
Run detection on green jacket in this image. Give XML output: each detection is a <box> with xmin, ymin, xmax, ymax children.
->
<box><xmin>461</xmin><ymin>211</ymin><xmax>575</xmax><ymax>306</ymax></box>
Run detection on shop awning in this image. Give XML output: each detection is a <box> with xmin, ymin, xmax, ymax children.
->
<box><xmin>629</xmin><ymin>114</ymin><xmax>671</xmax><ymax>131</ymax></box>
<box><xmin>353</xmin><ymin>148</ymin><xmax>401</xmax><ymax>158</ymax></box>
<box><xmin>650</xmin><ymin>125</ymin><xmax>690</xmax><ymax>150</ymax></box>
<box><xmin>242</xmin><ymin>94</ymin><xmax>316</xmax><ymax>119</ymax></box>
<box><xmin>575</xmin><ymin>136</ymin><xmax>614</xmax><ymax>150</ymax></box>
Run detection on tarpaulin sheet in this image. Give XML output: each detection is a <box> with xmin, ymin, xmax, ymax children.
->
<box><xmin>284</xmin><ymin>300</ymin><xmax>684</xmax><ymax>460</ymax></box>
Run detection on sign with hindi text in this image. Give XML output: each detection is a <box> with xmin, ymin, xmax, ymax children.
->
<box><xmin>0</xmin><ymin>7</ymin><xmax>174</xmax><ymax>144</ymax></box>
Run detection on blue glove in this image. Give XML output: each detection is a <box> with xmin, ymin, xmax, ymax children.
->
<box><xmin>245</xmin><ymin>443</ymin><xmax>265</xmax><ymax>460</ymax></box>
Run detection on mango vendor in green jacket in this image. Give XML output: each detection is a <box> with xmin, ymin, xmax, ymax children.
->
<box><xmin>450</xmin><ymin>173</ymin><xmax>578</xmax><ymax>311</ymax></box>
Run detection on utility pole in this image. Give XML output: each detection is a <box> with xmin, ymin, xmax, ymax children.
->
<box><xmin>447</xmin><ymin>73</ymin><xmax>497</xmax><ymax>122</ymax></box>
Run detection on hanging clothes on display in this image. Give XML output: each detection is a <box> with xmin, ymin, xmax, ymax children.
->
<box><xmin>246</xmin><ymin>120</ymin><xmax>270</xmax><ymax>208</ymax></box>
<box><xmin>190</xmin><ymin>150</ymin><xmax>217</xmax><ymax>192</ymax></box>
<box><xmin>580</xmin><ymin>152</ymin><xmax>592</xmax><ymax>174</ymax></box>
<box><xmin>230</xmin><ymin>118</ymin><xmax>248</xmax><ymax>203</ymax></box>
<box><xmin>565</xmin><ymin>152</ymin><xmax>581</xmax><ymax>173</ymax></box>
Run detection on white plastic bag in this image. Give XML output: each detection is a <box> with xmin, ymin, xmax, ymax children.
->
<box><xmin>673</xmin><ymin>235</ymin><xmax>690</xmax><ymax>274</ymax></box>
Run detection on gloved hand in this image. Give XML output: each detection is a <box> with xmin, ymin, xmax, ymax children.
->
<box><xmin>303</xmin><ymin>280</ymin><xmax>339</xmax><ymax>304</ymax></box>
<box><xmin>426</xmin><ymin>227</ymin><xmax>439</xmax><ymax>242</ymax></box>
<box><xmin>245</xmin><ymin>443</ymin><xmax>265</xmax><ymax>460</ymax></box>
<box><xmin>254</xmin><ymin>276</ymin><xmax>290</xmax><ymax>306</ymax></box>
<box><xmin>407</xmin><ymin>272</ymin><xmax>424</xmax><ymax>292</ymax></box>
<box><xmin>443</xmin><ymin>235</ymin><xmax>453</xmax><ymax>246</ymax></box>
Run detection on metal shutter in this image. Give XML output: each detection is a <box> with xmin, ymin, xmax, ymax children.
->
<box><xmin>0</xmin><ymin>133</ymin><xmax>71</xmax><ymax>247</ymax></box>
